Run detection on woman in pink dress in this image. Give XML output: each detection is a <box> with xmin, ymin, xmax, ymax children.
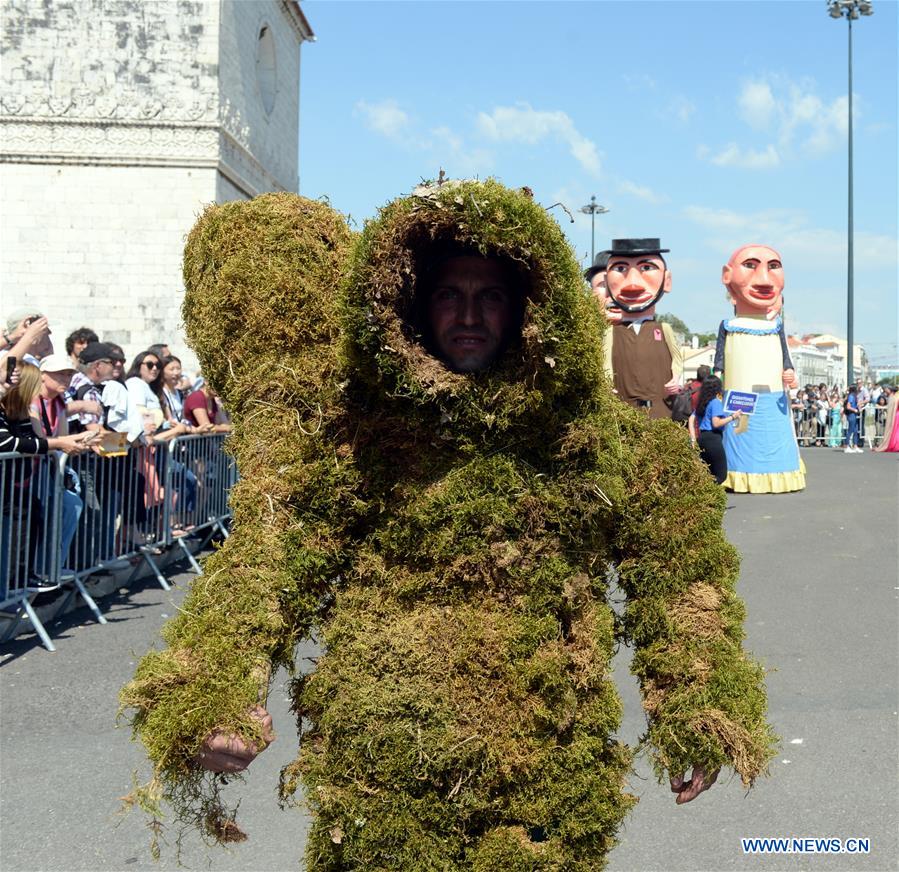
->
<box><xmin>874</xmin><ymin>390</ymin><xmax>899</xmax><ymax>452</ymax></box>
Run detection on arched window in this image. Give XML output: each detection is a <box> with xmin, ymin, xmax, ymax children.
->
<box><xmin>256</xmin><ymin>25</ymin><xmax>277</xmax><ymax>115</ymax></box>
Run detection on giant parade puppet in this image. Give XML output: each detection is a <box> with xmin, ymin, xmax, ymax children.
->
<box><xmin>121</xmin><ymin>182</ymin><xmax>774</xmax><ymax>870</ymax></box>
<box><xmin>714</xmin><ymin>244</ymin><xmax>805</xmax><ymax>493</ymax></box>
<box><xmin>598</xmin><ymin>239</ymin><xmax>683</xmax><ymax>419</ymax></box>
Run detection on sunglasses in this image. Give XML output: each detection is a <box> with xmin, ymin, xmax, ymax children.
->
<box><xmin>142</xmin><ymin>360</ymin><xmax>160</xmax><ymax>370</ymax></box>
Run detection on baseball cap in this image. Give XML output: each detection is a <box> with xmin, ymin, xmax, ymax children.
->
<box><xmin>39</xmin><ymin>353</ymin><xmax>76</xmax><ymax>374</ymax></box>
<box><xmin>79</xmin><ymin>341</ymin><xmax>117</xmax><ymax>364</ymax></box>
<box><xmin>5</xmin><ymin>308</ymin><xmax>43</xmax><ymax>336</ymax></box>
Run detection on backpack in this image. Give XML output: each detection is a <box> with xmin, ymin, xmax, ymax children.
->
<box><xmin>667</xmin><ymin>387</ymin><xmax>695</xmax><ymax>424</ymax></box>
<box><xmin>68</xmin><ymin>382</ymin><xmax>111</xmax><ymax>433</ymax></box>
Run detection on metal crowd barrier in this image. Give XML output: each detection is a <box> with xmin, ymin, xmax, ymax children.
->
<box><xmin>796</xmin><ymin>407</ymin><xmax>820</xmax><ymax>446</ymax></box>
<box><xmin>161</xmin><ymin>433</ymin><xmax>236</xmax><ymax>573</ymax></box>
<box><xmin>0</xmin><ymin>433</ymin><xmax>235</xmax><ymax>652</ymax></box>
<box><xmin>0</xmin><ymin>452</ymin><xmax>63</xmax><ymax>651</ymax></box>
<box><xmin>872</xmin><ymin>405</ymin><xmax>887</xmax><ymax>447</ymax></box>
<box><xmin>797</xmin><ymin>406</ymin><xmax>886</xmax><ymax>450</ymax></box>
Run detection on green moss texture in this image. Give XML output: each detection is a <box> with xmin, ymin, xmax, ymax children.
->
<box><xmin>122</xmin><ymin>182</ymin><xmax>775</xmax><ymax>869</ymax></box>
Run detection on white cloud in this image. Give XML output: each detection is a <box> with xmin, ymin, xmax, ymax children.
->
<box><xmin>355</xmin><ymin>99</ymin><xmax>410</xmax><ymax>139</ymax></box>
<box><xmin>353</xmin><ymin>101</ymin><xmax>495</xmax><ymax>178</ymax></box>
<box><xmin>706</xmin><ymin>142</ymin><xmax>781</xmax><ymax>169</ymax></box>
<box><xmin>618</xmin><ymin>179</ymin><xmax>666</xmax><ymax>204</ymax></box>
<box><xmin>701</xmin><ymin>75</ymin><xmax>855</xmax><ymax>170</ymax></box>
<box><xmin>477</xmin><ymin>103</ymin><xmax>601</xmax><ymax>176</ymax></box>
<box><xmin>428</xmin><ymin>125</ymin><xmax>494</xmax><ymax>177</ymax></box>
<box><xmin>738</xmin><ymin>81</ymin><xmax>777</xmax><ymax>130</ymax></box>
<box><xmin>683</xmin><ymin>205</ymin><xmax>898</xmax><ymax>268</ymax></box>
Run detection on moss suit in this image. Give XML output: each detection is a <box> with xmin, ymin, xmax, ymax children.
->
<box><xmin>122</xmin><ymin>181</ymin><xmax>774</xmax><ymax>871</ymax></box>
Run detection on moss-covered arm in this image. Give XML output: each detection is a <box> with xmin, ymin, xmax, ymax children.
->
<box><xmin>118</xmin><ymin>193</ymin><xmax>358</xmax><ymax>842</ymax></box>
<box><xmin>609</xmin><ymin>412</ymin><xmax>777</xmax><ymax>789</ymax></box>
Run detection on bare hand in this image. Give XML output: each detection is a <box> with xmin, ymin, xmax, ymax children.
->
<box><xmin>54</xmin><ymin>433</ymin><xmax>92</xmax><ymax>455</ymax></box>
<box><xmin>731</xmin><ymin>409</ymin><xmax>743</xmax><ymax>419</ymax></box>
<box><xmin>21</xmin><ymin>316</ymin><xmax>51</xmax><ymax>351</ymax></box>
<box><xmin>194</xmin><ymin>705</ymin><xmax>274</xmax><ymax>774</ymax></box>
<box><xmin>663</xmin><ymin>377</ymin><xmax>681</xmax><ymax>396</ymax></box>
<box><xmin>670</xmin><ymin>765</ymin><xmax>719</xmax><ymax>804</ymax></box>
<box><xmin>782</xmin><ymin>368</ymin><xmax>798</xmax><ymax>389</ymax></box>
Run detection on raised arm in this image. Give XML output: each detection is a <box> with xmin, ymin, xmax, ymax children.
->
<box><xmin>608</xmin><ymin>410</ymin><xmax>776</xmax><ymax>797</ymax></box>
<box><xmin>119</xmin><ymin>193</ymin><xmax>355</xmax><ymax>843</ymax></box>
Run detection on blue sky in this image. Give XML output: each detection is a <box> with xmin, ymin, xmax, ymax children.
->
<box><xmin>299</xmin><ymin>0</ymin><xmax>898</xmax><ymax>362</ymax></box>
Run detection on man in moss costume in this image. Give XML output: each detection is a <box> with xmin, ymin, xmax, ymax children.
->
<box><xmin>122</xmin><ymin>180</ymin><xmax>774</xmax><ymax>870</ymax></box>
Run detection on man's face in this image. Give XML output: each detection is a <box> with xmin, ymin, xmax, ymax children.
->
<box><xmin>604</xmin><ymin>255</ymin><xmax>671</xmax><ymax>315</ymax></box>
<box><xmin>89</xmin><ymin>357</ymin><xmax>115</xmax><ymax>384</ymax></box>
<box><xmin>41</xmin><ymin>369</ymin><xmax>74</xmax><ymax>396</ymax></box>
<box><xmin>72</xmin><ymin>339</ymin><xmax>89</xmax><ymax>360</ymax></box>
<box><xmin>722</xmin><ymin>246</ymin><xmax>784</xmax><ymax>316</ymax></box>
<box><xmin>426</xmin><ymin>256</ymin><xmax>516</xmax><ymax>373</ymax></box>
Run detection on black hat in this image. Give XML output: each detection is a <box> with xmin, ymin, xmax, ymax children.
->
<box><xmin>79</xmin><ymin>341</ymin><xmax>117</xmax><ymax>364</ymax></box>
<box><xmin>584</xmin><ymin>250</ymin><xmax>611</xmax><ymax>282</ymax></box>
<box><xmin>607</xmin><ymin>238</ymin><xmax>670</xmax><ymax>257</ymax></box>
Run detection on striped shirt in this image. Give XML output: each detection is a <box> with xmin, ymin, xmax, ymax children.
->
<box><xmin>0</xmin><ymin>409</ymin><xmax>48</xmax><ymax>455</ymax></box>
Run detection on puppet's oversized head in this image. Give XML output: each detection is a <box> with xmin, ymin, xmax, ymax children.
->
<box><xmin>584</xmin><ymin>250</ymin><xmax>623</xmax><ymax>324</ymax></box>
<box><xmin>722</xmin><ymin>244</ymin><xmax>784</xmax><ymax>318</ymax></box>
<box><xmin>604</xmin><ymin>238</ymin><xmax>671</xmax><ymax>318</ymax></box>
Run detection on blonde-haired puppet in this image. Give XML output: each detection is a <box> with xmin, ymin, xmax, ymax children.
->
<box><xmin>714</xmin><ymin>244</ymin><xmax>804</xmax><ymax>493</ymax></box>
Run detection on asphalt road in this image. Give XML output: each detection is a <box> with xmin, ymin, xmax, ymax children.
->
<box><xmin>1</xmin><ymin>448</ymin><xmax>896</xmax><ymax>872</ymax></box>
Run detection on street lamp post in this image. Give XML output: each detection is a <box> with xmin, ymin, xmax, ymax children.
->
<box><xmin>579</xmin><ymin>195</ymin><xmax>609</xmax><ymax>264</ymax></box>
<box><xmin>827</xmin><ymin>0</ymin><xmax>873</xmax><ymax>389</ymax></box>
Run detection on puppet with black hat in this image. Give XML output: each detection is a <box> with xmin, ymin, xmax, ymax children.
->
<box><xmin>584</xmin><ymin>249</ymin><xmax>624</xmax><ymax>326</ymax></box>
<box><xmin>601</xmin><ymin>238</ymin><xmax>683</xmax><ymax>419</ymax></box>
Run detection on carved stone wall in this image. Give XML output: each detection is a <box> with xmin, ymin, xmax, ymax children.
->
<box><xmin>0</xmin><ymin>0</ymin><xmax>309</xmax><ymax>368</ymax></box>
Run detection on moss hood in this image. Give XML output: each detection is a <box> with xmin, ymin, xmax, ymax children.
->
<box><xmin>341</xmin><ymin>179</ymin><xmax>610</xmax><ymax>438</ymax></box>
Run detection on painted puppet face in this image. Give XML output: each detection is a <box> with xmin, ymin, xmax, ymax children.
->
<box><xmin>722</xmin><ymin>245</ymin><xmax>784</xmax><ymax>317</ymax></box>
<box><xmin>589</xmin><ymin>271</ymin><xmax>623</xmax><ymax>324</ymax></box>
<box><xmin>604</xmin><ymin>255</ymin><xmax>671</xmax><ymax>316</ymax></box>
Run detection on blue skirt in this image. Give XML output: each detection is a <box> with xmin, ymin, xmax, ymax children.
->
<box><xmin>723</xmin><ymin>391</ymin><xmax>805</xmax><ymax>493</ymax></box>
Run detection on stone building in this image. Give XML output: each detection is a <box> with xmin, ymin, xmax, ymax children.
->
<box><xmin>0</xmin><ymin>0</ymin><xmax>313</xmax><ymax>371</ymax></box>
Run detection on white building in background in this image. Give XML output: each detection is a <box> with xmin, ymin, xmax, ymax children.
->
<box><xmin>0</xmin><ymin>1</ymin><xmax>313</xmax><ymax>370</ymax></box>
<box><xmin>680</xmin><ymin>344</ymin><xmax>716</xmax><ymax>381</ymax></box>
<box><xmin>678</xmin><ymin>333</ymin><xmax>870</xmax><ymax>388</ymax></box>
<box><xmin>786</xmin><ymin>337</ymin><xmax>842</xmax><ymax>387</ymax></box>
<box><xmin>800</xmin><ymin>334</ymin><xmax>869</xmax><ymax>386</ymax></box>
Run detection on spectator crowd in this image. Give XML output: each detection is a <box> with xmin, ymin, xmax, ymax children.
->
<box><xmin>1</xmin><ymin>307</ymin><xmax>231</xmax><ymax>593</ymax></box>
<box><xmin>787</xmin><ymin>380</ymin><xmax>896</xmax><ymax>452</ymax></box>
